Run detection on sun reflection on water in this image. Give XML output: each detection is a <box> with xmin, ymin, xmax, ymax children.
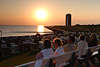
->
<box><xmin>37</xmin><ymin>25</ymin><xmax>44</xmax><ymax>32</ymax></box>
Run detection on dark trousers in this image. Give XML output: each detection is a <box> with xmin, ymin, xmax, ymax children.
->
<box><xmin>77</xmin><ymin>55</ymin><xmax>90</xmax><ymax>67</ymax></box>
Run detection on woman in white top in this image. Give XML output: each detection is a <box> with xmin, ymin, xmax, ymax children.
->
<box><xmin>53</xmin><ymin>38</ymin><xmax>64</xmax><ymax>67</ymax></box>
<box><xmin>34</xmin><ymin>39</ymin><xmax>54</xmax><ymax>67</ymax></box>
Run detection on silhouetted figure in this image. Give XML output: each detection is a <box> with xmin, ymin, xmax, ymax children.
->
<box><xmin>88</xmin><ymin>34</ymin><xmax>98</xmax><ymax>47</ymax></box>
<box><xmin>34</xmin><ymin>32</ymin><xmax>41</xmax><ymax>43</ymax></box>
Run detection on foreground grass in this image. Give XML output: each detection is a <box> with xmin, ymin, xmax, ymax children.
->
<box><xmin>0</xmin><ymin>52</ymin><xmax>36</xmax><ymax>67</ymax></box>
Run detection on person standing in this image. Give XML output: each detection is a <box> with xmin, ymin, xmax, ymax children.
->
<box><xmin>88</xmin><ymin>33</ymin><xmax>98</xmax><ymax>47</ymax></box>
<box><xmin>77</xmin><ymin>35</ymin><xmax>90</xmax><ymax>67</ymax></box>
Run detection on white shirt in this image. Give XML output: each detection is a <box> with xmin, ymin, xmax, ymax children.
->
<box><xmin>41</xmin><ymin>48</ymin><xmax>54</xmax><ymax>59</ymax></box>
<box><xmin>34</xmin><ymin>48</ymin><xmax>54</xmax><ymax>67</ymax></box>
<box><xmin>54</xmin><ymin>47</ymin><xmax>64</xmax><ymax>56</ymax></box>
<box><xmin>54</xmin><ymin>47</ymin><xmax>64</xmax><ymax>67</ymax></box>
<box><xmin>77</xmin><ymin>40</ymin><xmax>88</xmax><ymax>58</ymax></box>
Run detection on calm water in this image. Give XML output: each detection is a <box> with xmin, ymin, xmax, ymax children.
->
<box><xmin>0</xmin><ymin>25</ymin><xmax>52</xmax><ymax>37</ymax></box>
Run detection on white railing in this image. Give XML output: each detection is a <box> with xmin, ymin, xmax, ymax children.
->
<box><xmin>15</xmin><ymin>61</ymin><xmax>35</xmax><ymax>67</ymax></box>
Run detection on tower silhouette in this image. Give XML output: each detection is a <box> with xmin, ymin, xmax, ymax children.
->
<box><xmin>66</xmin><ymin>14</ymin><xmax>71</xmax><ymax>28</ymax></box>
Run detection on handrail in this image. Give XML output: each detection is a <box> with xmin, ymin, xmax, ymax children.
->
<box><xmin>15</xmin><ymin>61</ymin><xmax>35</xmax><ymax>67</ymax></box>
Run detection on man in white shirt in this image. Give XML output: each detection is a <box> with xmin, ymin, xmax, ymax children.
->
<box><xmin>77</xmin><ymin>35</ymin><xmax>90</xmax><ymax>67</ymax></box>
<box><xmin>77</xmin><ymin>36</ymin><xmax>88</xmax><ymax>58</ymax></box>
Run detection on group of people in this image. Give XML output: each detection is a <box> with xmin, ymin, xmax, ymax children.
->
<box><xmin>34</xmin><ymin>38</ymin><xmax>64</xmax><ymax>67</ymax></box>
<box><xmin>34</xmin><ymin>32</ymin><xmax>96</xmax><ymax>67</ymax></box>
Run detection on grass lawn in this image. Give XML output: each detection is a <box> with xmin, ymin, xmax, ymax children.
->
<box><xmin>0</xmin><ymin>52</ymin><xmax>36</xmax><ymax>67</ymax></box>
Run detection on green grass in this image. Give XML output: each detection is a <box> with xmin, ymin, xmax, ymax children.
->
<box><xmin>0</xmin><ymin>52</ymin><xmax>36</xmax><ymax>67</ymax></box>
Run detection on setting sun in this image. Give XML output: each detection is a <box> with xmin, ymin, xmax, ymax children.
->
<box><xmin>35</xmin><ymin>9</ymin><xmax>47</xmax><ymax>20</ymax></box>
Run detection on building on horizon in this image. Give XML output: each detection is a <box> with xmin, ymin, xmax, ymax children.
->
<box><xmin>66</xmin><ymin>14</ymin><xmax>71</xmax><ymax>28</ymax></box>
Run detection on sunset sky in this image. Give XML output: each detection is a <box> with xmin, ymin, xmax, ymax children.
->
<box><xmin>0</xmin><ymin>0</ymin><xmax>100</xmax><ymax>25</ymax></box>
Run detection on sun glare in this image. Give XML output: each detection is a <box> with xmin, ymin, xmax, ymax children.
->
<box><xmin>35</xmin><ymin>9</ymin><xmax>47</xmax><ymax>20</ymax></box>
<box><xmin>37</xmin><ymin>25</ymin><xmax>44</xmax><ymax>32</ymax></box>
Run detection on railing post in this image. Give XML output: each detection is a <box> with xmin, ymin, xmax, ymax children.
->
<box><xmin>0</xmin><ymin>30</ymin><xmax>2</xmax><ymax>40</ymax></box>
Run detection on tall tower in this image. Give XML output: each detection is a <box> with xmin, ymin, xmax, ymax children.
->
<box><xmin>66</xmin><ymin>14</ymin><xmax>71</xmax><ymax>28</ymax></box>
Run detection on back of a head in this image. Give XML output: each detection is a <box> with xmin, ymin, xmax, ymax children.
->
<box><xmin>43</xmin><ymin>40</ymin><xmax>51</xmax><ymax>49</ymax></box>
<box><xmin>80</xmin><ymin>35</ymin><xmax>85</xmax><ymax>40</ymax></box>
<box><xmin>92</xmin><ymin>34</ymin><xmax>96</xmax><ymax>39</ymax></box>
<box><xmin>69</xmin><ymin>36</ymin><xmax>75</xmax><ymax>43</ymax></box>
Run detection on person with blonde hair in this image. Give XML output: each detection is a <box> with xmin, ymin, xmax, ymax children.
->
<box><xmin>53</xmin><ymin>38</ymin><xmax>64</xmax><ymax>67</ymax></box>
<box><xmin>53</xmin><ymin>38</ymin><xmax>64</xmax><ymax>56</ymax></box>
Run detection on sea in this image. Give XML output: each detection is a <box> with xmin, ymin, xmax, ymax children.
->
<box><xmin>0</xmin><ymin>25</ymin><xmax>52</xmax><ymax>37</ymax></box>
